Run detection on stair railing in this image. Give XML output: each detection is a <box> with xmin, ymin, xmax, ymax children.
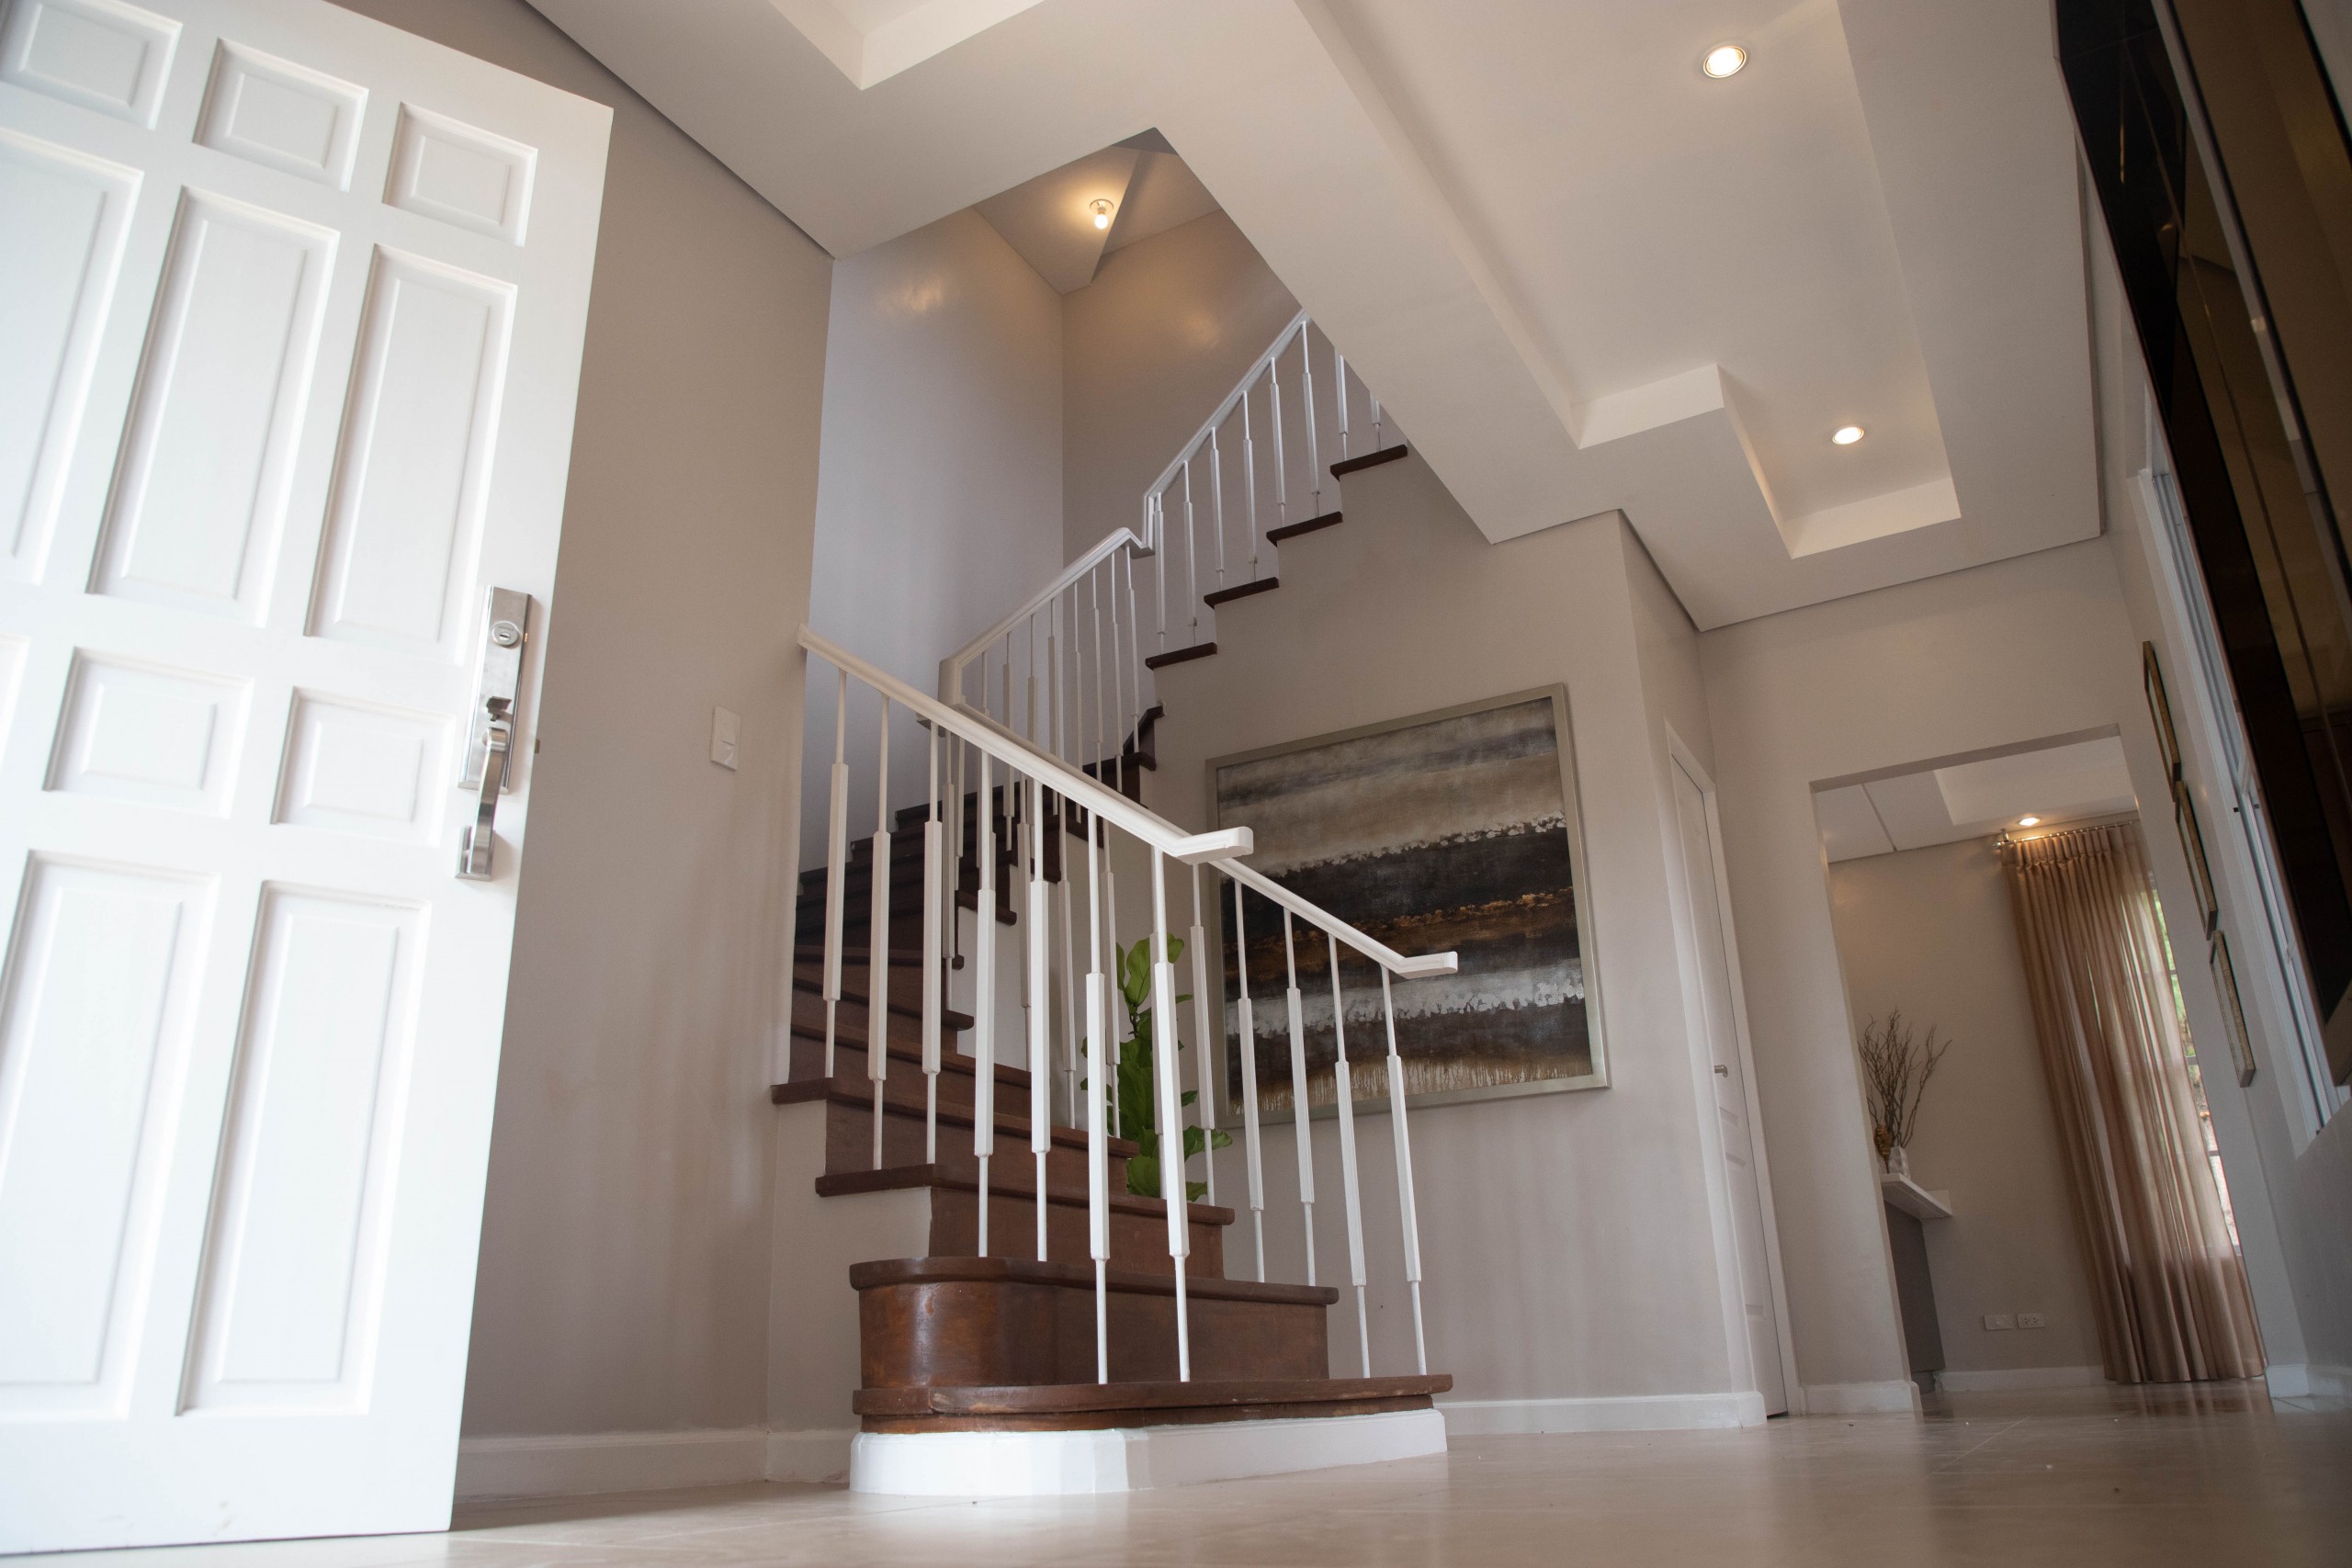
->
<box><xmin>936</xmin><ymin>314</ymin><xmax>1395</xmax><ymax>785</ymax></box>
<box><xmin>801</xmin><ymin>623</ymin><xmax>1453</xmax><ymax>1384</ymax></box>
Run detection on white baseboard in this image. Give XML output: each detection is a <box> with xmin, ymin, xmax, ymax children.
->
<box><xmin>457</xmin><ymin>1428</ymin><xmax>768</xmax><ymax>1500</ymax></box>
<box><xmin>1439</xmin><ymin>1391</ymin><xmax>1768</xmax><ymax>1434</ymax></box>
<box><xmin>850</xmin><ymin>1408</ymin><xmax>1446</xmax><ymax>1495</ymax></box>
<box><xmin>1937</xmin><ymin>1365</ymin><xmax>2106</xmax><ymax>1393</ymax></box>
<box><xmin>1799</xmin><ymin>1379</ymin><xmax>1920</xmax><ymax>1416</ymax></box>
<box><xmin>767</xmin><ymin>1427</ymin><xmax>855</xmax><ymax>1484</ymax></box>
<box><xmin>2268</xmin><ymin>1363</ymin><xmax>2352</xmax><ymax>1401</ymax></box>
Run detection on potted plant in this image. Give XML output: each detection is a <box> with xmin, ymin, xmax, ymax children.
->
<box><xmin>1857</xmin><ymin>1010</ymin><xmax>1950</xmax><ymax>1179</ymax></box>
<box><xmin>1098</xmin><ymin>936</ymin><xmax>1231</xmax><ymax>1200</ymax></box>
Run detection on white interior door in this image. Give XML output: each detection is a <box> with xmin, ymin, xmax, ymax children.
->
<box><xmin>1669</xmin><ymin>751</ymin><xmax>1790</xmax><ymax>1415</ymax></box>
<box><xmin>0</xmin><ymin>0</ymin><xmax>607</xmax><ymax>1549</ymax></box>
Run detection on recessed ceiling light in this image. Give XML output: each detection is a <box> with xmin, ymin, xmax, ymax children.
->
<box><xmin>2018</xmin><ymin>815</ymin><xmax>2041</xmax><ymax>827</ymax></box>
<box><xmin>1832</xmin><ymin>424</ymin><xmax>1866</xmax><ymax>446</ymax></box>
<box><xmin>1702</xmin><ymin>43</ymin><xmax>1748</xmax><ymax>78</ymax></box>
<box><xmin>1091</xmin><ymin>198</ymin><xmax>1114</xmax><ymax>231</ymax></box>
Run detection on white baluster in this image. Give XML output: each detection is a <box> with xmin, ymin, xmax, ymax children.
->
<box><xmin>1182</xmin><ymin>459</ymin><xmax>1199</xmax><ymax>645</ymax></box>
<box><xmin>1152</xmin><ymin>492</ymin><xmax>1168</xmax><ymax>652</ymax></box>
<box><xmin>1189</xmin><ymin>863</ymin><xmax>1216</xmax><ymax>1209</ymax></box>
<box><xmin>1268</xmin><ymin>349</ymin><xmax>1288</xmax><ymax>531</ymax></box>
<box><xmin>1209</xmin><ymin>427</ymin><xmax>1227</xmax><ymax>592</ymax></box>
<box><xmin>1085</xmin><ymin>796</ymin><xmax>1110</xmax><ymax>1382</ymax></box>
<box><xmin>1027</xmin><ymin>773</ymin><xmax>1052</xmax><ymax>1260</ymax></box>
<box><xmin>1054</xmin><ymin>599</ymin><xmax>1079</xmax><ymax>1127</ymax></box>
<box><xmin>1335</xmin><ymin>344</ymin><xmax>1349</xmax><ymax>459</ymax></box>
<box><xmin>1233</xmin><ymin>876</ymin><xmax>1266</xmax><ymax>1281</ymax></box>
<box><xmin>1382</xmin><ymin>969</ymin><xmax>1427</xmax><ymax>1374</ymax></box>
<box><xmin>1149</xmin><ymin>850</ymin><xmax>1192</xmax><ymax>1382</ymax></box>
<box><xmin>1373</xmin><ymin>387</ymin><xmax>1383</xmax><ymax>451</ymax></box>
<box><xmin>868</xmin><ymin>693</ymin><xmax>891</xmax><ymax>1169</ymax></box>
<box><xmin>1329</xmin><ymin>933</ymin><xmax>1370</xmax><ymax>1377</ymax></box>
<box><xmin>974</xmin><ymin>750</ymin><xmax>996</xmax><ymax>1256</ymax></box>
<box><xmin>1125</xmin><ymin>550</ymin><xmax>1143</xmax><ymax>759</ymax></box>
<box><xmin>1301</xmin><ymin>328</ymin><xmax>1321</xmax><ymax>516</ymax></box>
<box><xmin>823</xmin><ymin>670</ymin><xmax>848</xmax><ymax>1078</ymax></box>
<box><xmin>1283</xmin><ymin>908</ymin><xmax>1315</xmax><ymax>1286</ymax></box>
<box><xmin>1242</xmin><ymin>386</ymin><xmax>1261</xmax><ymax>578</ymax></box>
<box><xmin>922</xmin><ymin>725</ymin><xmax>943</xmax><ymax>1164</ymax></box>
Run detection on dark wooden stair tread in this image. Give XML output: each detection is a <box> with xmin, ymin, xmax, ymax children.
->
<box><xmin>1144</xmin><ymin>641</ymin><xmax>1216</xmax><ymax>671</ymax></box>
<box><xmin>855</xmin><ymin>1372</ymin><xmax>1451</xmax><ymax>1421</ymax></box>
<box><xmin>790</xmin><ymin>973</ymin><xmax>971</xmax><ymax>1032</ymax></box>
<box><xmin>1329</xmin><ymin>443</ymin><xmax>1408</xmax><ymax>478</ymax></box>
<box><xmin>771</xmin><ymin>1078</ymin><xmax>1126</xmax><ymax>1156</ymax></box>
<box><xmin>1266</xmin><ymin>510</ymin><xmax>1342</xmax><ymax>544</ymax></box>
<box><xmin>1202</xmin><ymin>577</ymin><xmax>1279</xmax><ymax>608</ymax></box>
<box><xmin>850</xmin><ymin>1254</ymin><xmax>1335</xmax><ymax>1306</ymax></box>
<box><xmin>816</xmin><ymin>1162</ymin><xmax>1233</xmax><ymax>1225</ymax></box>
<box><xmin>778</xmin><ymin>1027</ymin><xmax>1013</xmax><ymax>1086</ymax></box>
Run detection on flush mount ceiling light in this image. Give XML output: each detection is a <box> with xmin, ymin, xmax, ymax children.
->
<box><xmin>1832</xmin><ymin>424</ymin><xmax>1866</xmax><ymax>446</ymax></box>
<box><xmin>1091</xmin><ymin>198</ymin><xmax>1114</xmax><ymax>231</ymax></box>
<box><xmin>1702</xmin><ymin>43</ymin><xmax>1748</xmax><ymax>78</ymax></box>
<box><xmin>2018</xmin><ymin>815</ymin><xmax>2042</xmax><ymax>827</ymax></box>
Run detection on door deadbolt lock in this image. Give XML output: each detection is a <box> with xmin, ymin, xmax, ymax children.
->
<box><xmin>462</xmin><ymin>587</ymin><xmax>531</xmax><ymax>793</ymax></box>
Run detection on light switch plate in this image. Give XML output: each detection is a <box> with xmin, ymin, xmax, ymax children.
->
<box><xmin>712</xmin><ymin>705</ymin><xmax>739</xmax><ymax>770</ymax></box>
<box><xmin>1984</xmin><ymin>1314</ymin><xmax>2015</xmax><ymax>1331</ymax></box>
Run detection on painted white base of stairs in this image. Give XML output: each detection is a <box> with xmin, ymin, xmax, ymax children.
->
<box><xmin>848</xmin><ymin>1407</ymin><xmax>1447</xmax><ymax>1495</ymax></box>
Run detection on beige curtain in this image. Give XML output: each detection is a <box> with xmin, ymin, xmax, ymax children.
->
<box><xmin>1999</xmin><ymin>822</ymin><xmax>2265</xmax><ymax>1383</ymax></box>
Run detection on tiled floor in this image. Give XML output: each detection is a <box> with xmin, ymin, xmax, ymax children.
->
<box><xmin>32</xmin><ymin>1383</ymin><xmax>2352</xmax><ymax>1566</ymax></box>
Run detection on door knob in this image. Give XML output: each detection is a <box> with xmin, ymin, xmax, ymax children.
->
<box><xmin>458</xmin><ymin>695</ymin><xmax>512</xmax><ymax>880</ymax></box>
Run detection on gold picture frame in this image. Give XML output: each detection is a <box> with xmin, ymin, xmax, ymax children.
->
<box><xmin>2144</xmin><ymin>641</ymin><xmax>2182</xmax><ymax>783</ymax></box>
<box><xmin>2210</xmin><ymin>930</ymin><xmax>2257</xmax><ymax>1088</ymax></box>
<box><xmin>2174</xmin><ymin>781</ymin><xmax>2221</xmax><ymax>937</ymax></box>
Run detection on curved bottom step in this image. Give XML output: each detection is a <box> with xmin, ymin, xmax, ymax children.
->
<box><xmin>849</xmin><ymin>1404</ymin><xmax>1447</xmax><ymax>1495</ymax></box>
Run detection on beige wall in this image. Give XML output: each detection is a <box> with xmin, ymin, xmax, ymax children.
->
<box><xmin>1151</xmin><ymin>453</ymin><xmax>1748</xmax><ymax>1415</ymax></box>
<box><xmin>1826</xmin><ymin>839</ymin><xmax>2106</xmax><ymax>1377</ymax></box>
<box><xmin>1061</xmin><ymin>211</ymin><xmax>1301</xmax><ymax>560</ymax></box>
<box><xmin>334</xmin><ymin>0</ymin><xmax>831</xmax><ymax>1439</ymax></box>
<box><xmin>800</xmin><ymin>209</ymin><xmax>1065</xmax><ymax>855</ymax></box>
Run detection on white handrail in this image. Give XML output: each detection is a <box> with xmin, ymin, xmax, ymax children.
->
<box><xmin>1224</xmin><ymin>859</ymin><xmax>1458</xmax><ymax>980</ymax></box>
<box><xmin>1139</xmin><ymin>310</ymin><xmax>1310</xmax><ymax>532</ymax></box>
<box><xmin>939</xmin><ymin>527</ymin><xmax>1147</xmax><ymax>700</ymax></box>
<box><xmin>806</xmin><ymin>626</ymin><xmax>1248</xmax><ymax>869</ymax></box>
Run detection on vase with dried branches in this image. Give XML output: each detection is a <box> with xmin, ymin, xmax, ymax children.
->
<box><xmin>1858</xmin><ymin>1010</ymin><xmax>1951</xmax><ymax>1178</ymax></box>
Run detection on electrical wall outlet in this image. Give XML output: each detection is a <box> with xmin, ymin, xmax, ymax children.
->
<box><xmin>2018</xmin><ymin>1313</ymin><xmax>2048</xmax><ymax>1329</ymax></box>
<box><xmin>1984</xmin><ymin>1314</ymin><xmax>2015</xmax><ymax>1331</ymax></box>
<box><xmin>711</xmin><ymin>705</ymin><xmax>740</xmax><ymax>770</ymax></box>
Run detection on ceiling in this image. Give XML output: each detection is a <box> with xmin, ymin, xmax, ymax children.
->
<box><xmin>523</xmin><ymin>0</ymin><xmax>2098</xmax><ymax>630</ymax></box>
<box><xmin>972</xmin><ymin>138</ymin><xmax>1223</xmax><ymax>293</ymax></box>
<box><xmin>1815</xmin><ymin>734</ymin><xmax>2139</xmax><ymax>863</ymax></box>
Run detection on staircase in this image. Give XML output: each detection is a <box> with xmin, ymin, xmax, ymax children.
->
<box><xmin>788</xmin><ymin>313</ymin><xmax>1452</xmax><ymax>1489</ymax></box>
<box><xmin>782</xmin><ymin>761</ymin><xmax>1446</xmax><ymax>1436</ymax></box>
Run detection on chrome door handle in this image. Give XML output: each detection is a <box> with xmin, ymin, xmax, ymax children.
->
<box><xmin>1713</xmin><ymin>1064</ymin><xmax>1730</xmax><ymax>1077</ymax></box>
<box><xmin>458</xmin><ymin>696</ymin><xmax>513</xmax><ymax>880</ymax></box>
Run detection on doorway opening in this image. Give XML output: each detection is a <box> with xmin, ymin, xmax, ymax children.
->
<box><xmin>1813</xmin><ymin>730</ymin><xmax>2262</xmax><ymax>1394</ymax></box>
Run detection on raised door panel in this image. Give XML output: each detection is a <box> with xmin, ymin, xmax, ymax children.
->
<box><xmin>384</xmin><ymin>103</ymin><xmax>534</xmax><ymax>244</ymax></box>
<box><xmin>0</xmin><ymin>0</ymin><xmax>180</xmax><ymax>129</ymax></box>
<box><xmin>45</xmin><ymin>650</ymin><xmax>247</xmax><ymax>814</ymax></box>
<box><xmin>194</xmin><ymin>39</ymin><xmax>364</xmax><ymax>190</ymax></box>
<box><xmin>309</xmin><ymin>248</ymin><xmax>513</xmax><ymax>659</ymax></box>
<box><xmin>0</xmin><ymin>858</ymin><xmax>212</xmax><ymax>1412</ymax></box>
<box><xmin>184</xmin><ymin>887</ymin><xmax>421</xmax><ymax>1411</ymax></box>
<box><xmin>92</xmin><ymin>189</ymin><xmax>336</xmax><ymax>620</ymax></box>
<box><xmin>271</xmin><ymin>692</ymin><xmax>444</xmax><ymax>842</ymax></box>
<box><xmin>0</xmin><ymin>130</ymin><xmax>140</xmax><ymax>582</ymax></box>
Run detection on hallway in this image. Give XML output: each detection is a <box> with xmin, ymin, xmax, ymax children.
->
<box><xmin>37</xmin><ymin>1384</ymin><xmax>2349</xmax><ymax>1566</ymax></box>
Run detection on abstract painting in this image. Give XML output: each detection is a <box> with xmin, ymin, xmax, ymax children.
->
<box><xmin>1211</xmin><ymin>688</ymin><xmax>1604</xmax><ymax>1115</ymax></box>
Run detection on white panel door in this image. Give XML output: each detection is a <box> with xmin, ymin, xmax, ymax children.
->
<box><xmin>1670</xmin><ymin>753</ymin><xmax>1789</xmax><ymax>1415</ymax></box>
<box><xmin>0</xmin><ymin>0</ymin><xmax>608</xmax><ymax>1549</ymax></box>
